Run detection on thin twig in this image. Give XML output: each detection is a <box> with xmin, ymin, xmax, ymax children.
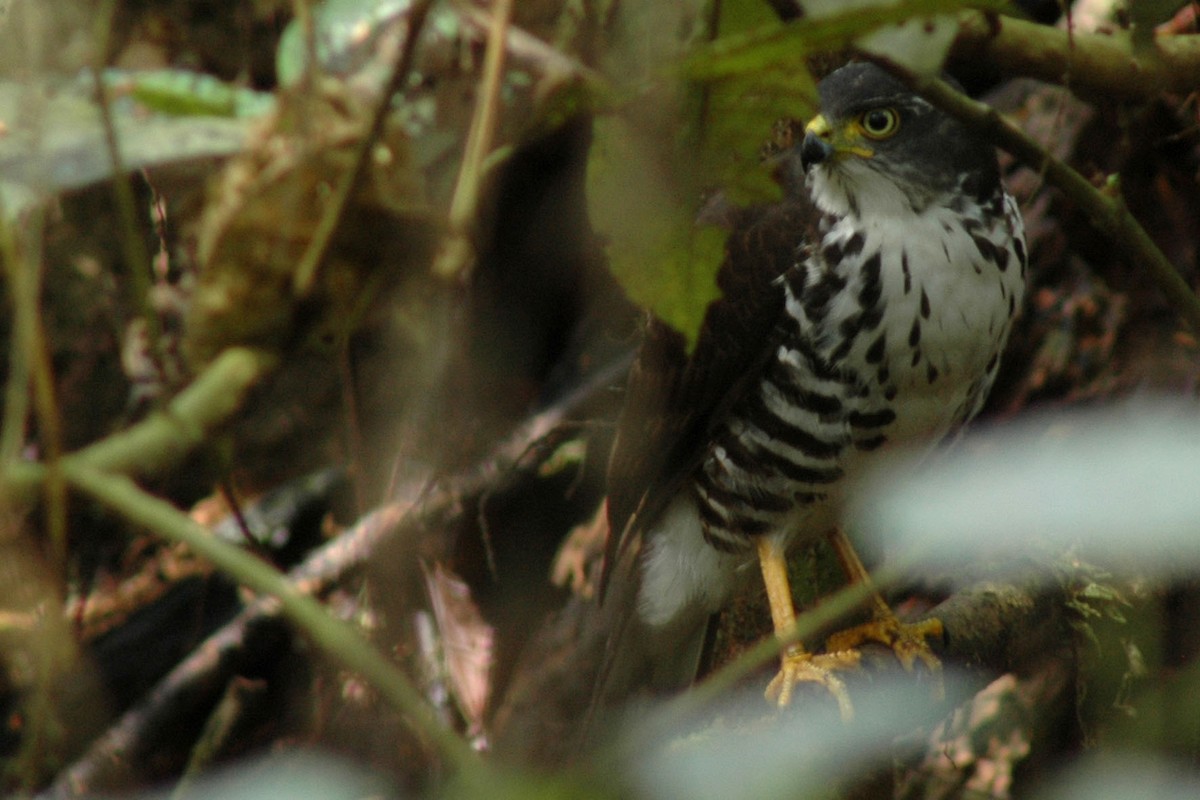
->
<box><xmin>61</xmin><ymin>463</ymin><xmax>481</xmax><ymax>775</ymax></box>
<box><xmin>292</xmin><ymin>0</ymin><xmax>435</xmax><ymax>295</ymax></box>
<box><xmin>90</xmin><ymin>0</ymin><xmax>161</xmax><ymax>347</ymax></box>
<box><xmin>432</xmin><ymin>0</ymin><xmax>515</xmax><ymax>280</ymax></box>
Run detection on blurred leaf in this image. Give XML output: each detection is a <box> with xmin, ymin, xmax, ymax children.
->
<box><xmin>422</xmin><ymin>562</ymin><xmax>494</xmax><ymax>738</ymax></box>
<box><xmin>1033</xmin><ymin>754</ymin><xmax>1200</xmax><ymax>800</ymax></box>
<box><xmin>684</xmin><ymin>0</ymin><xmax>1005</xmax><ymax>82</ymax></box>
<box><xmin>632</xmin><ymin>677</ymin><xmax>972</xmax><ymax>800</ymax></box>
<box><xmin>594</xmin><ymin>0</ymin><xmax>1005</xmax><ymax>348</ymax></box>
<box><xmin>276</xmin><ymin>0</ymin><xmax>417</xmax><ymax>86</ymax></box>
<box><xmin>112</xmin><ymin>69</ymin><xmax>275</xmax><ymax>118</ymax></box>
<box><xmin>168</xmin><ymin>750</ymin><xmax>393</xmax><ymax>799</ymax></box>
<box><xmin>846</xmin><ymin>400</ymin><xmax>1200</xmax><ymax>577</ymax></box>
<box><xmin>588</xmin><ymin>115</ymin><xmax>728</xmax><ymax>348</ymax></box>
<box><xmin>0</xmin><ymin>78</ymin><xmax>251</xmax><ymax>217</ymax></box>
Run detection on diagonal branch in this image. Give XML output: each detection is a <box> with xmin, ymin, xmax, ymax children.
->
<box><xmin>881</xmin><ymin>63</ymin><xmax>1200</xmax><ymax>336</ymax></box>
<box><xmin>0</xmin><ymin>347</ymin><xmax>277</xmax><ymax>506</ymax></box>
<box><xmin>952</xmin><ymin>11</ymin><xmax>1200</xmax><ymax>102</ymax></box>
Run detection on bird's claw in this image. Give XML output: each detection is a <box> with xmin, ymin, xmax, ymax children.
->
<box><xmin>825</xmin><ymin>615</ymin><xmax>945</xmax><ymax>699</ymax></box>
<box><xmin>765</xmin><ymin>645</ymin><xmax>861</xmax><ymax>720</ymax></box>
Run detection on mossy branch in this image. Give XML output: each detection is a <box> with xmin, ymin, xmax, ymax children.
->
<box><xmin>953</xmin><ymin>11</ymin><xmax>1200</xmax><ymax>102</ymax></box>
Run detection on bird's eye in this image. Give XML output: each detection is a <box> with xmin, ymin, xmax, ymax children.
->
<box><xmin>859</xmin><ymin>108</ymin><xmax>900</xmax><ymax>139</ymax></box>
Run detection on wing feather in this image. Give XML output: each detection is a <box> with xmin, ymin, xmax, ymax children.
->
<box><xmin>600</xmin><ymin>196</ymin><xmax>822</xmax><ymax>597</ymax></box>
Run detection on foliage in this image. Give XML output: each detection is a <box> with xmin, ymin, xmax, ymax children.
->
<box><xmin>2</xmin><ymin>0</ymin><xmax>1200</xmax><ymax>798</ymax></box>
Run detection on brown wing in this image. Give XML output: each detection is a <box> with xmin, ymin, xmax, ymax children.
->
<box><xmin>600</xmin><ymin>195</ymin><xmax>822</xmax><ymax>597</ymax></box>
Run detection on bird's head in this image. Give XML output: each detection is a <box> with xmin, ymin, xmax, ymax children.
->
<box><xmin>799</xmin><ymin>62</ymin><xmax>1000</xmax><ymax>217</ymax></box>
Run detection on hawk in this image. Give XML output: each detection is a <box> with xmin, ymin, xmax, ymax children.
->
<box><xmin>595</xmin><ymin>62</ymin><xmax>1027</xmax><ymax>717</ymax></box>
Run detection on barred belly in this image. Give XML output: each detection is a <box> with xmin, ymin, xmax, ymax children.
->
<box><xmin>690</xmin><ymin>188</ymin><xmax>1026</xmax><ymax>555</ymax></box>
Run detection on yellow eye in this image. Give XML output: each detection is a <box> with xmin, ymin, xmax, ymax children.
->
<box><xmin>859</xmin><ymin>108</ymin><xmax>900</xmax><ymax>139</ymax></box>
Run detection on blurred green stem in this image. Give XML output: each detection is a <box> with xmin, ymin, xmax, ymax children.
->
<box><xmin>0</xmin><ymin>209</ymin><xmax>67</xmax><ymax>564</ymax></box>
<box><xmin>0</xmin><ymin>347</ymin><xmax>276</xmax><ymax>505</ymax></box>
<box><xmin>432</xmin><ymin>0</ymin><xmax>514</xmax><ymax>280</ymax></box>
<box><xmin>292</xmin><ymin>0</ymin><xmax>435</xmax><ymax>295</ymax></box>
<box><xmin>62</xmin><ymin>462</ymin><xmax>481</xmax><ymax>775</ymax></box>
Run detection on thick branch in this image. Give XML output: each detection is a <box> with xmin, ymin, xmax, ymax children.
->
<box><xmin>953</xmin><ymin>12</ymin><xmax>1200</xmax><ymax>103</ymax></box>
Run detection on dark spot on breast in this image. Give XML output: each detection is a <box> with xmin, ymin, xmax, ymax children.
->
<box><xmin>830</xmin><ymin>336</ymin><xmax>854</xmax><ymax>363</ymax></box>
<box><xmin>876</xmin><ymin>365</ymin><xmax>890</xmax><ymax>384</ymax></box>
<box><xmin>839</xmin><ymin>313</ymin><xmax>862</xmax><ymax>339</ymax></box>
<box><xmin>908</xmin><ymin>318</ymin><xmax>921</xmax><ymax>347</ymax></box>
<box><xmin>858</xmin><ymin>252</ymin><xmax>882</xmax><ymax>308</ymax></box>
<box><xmin>920</xmin><ymin>289</ymin><xmax>931</xmax><ymax>319</ymax></box>
<box><xmin>926</xmin><ymin>363</ymin><xmax>940</xmax><ymax>383</ymax></box>
<box><xmin>822</xmin><ymin>242</ymin><xmax>844</xmax><ymax>266</ymax></box>
<box><xmin>971</xmin><ymin>233</ymin><xmax>998</xmax><ymax>265</ymax></box>
<box><xmin>910</xmin><ymin>348</ymin><xmax>922</xmax><ymax>367</ymax></box>
<box><xmin>860</xmin><ymin>306</ymin><xmax>884</xmax><ymax>331</ymax></box>
<box><xmin>884</xmin><ymin>386</ymin><xmax>897</xmax><ymax>401</ymax></box>
<box><xmin>863</xmin><ymin>331</ymin><xmax>885</xmax><ymax>365</ymax></box>
<box><xmin>844</xmin><ymin>233</ymin><xmax>865</xmax><ymax>257</ymax></box>
<box><xmin>901</xmin><ymin>251</ymin><xmax>912</xmax><ymax>294</ymax></box>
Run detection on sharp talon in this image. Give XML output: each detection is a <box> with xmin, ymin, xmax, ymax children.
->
<box><xmin>825</xmin><ymin>614</ymin><xmax>945</xmax><ymax>699</ymax></box>
<box><xmin>765</xmin><ymin>646</ymin><xmax>859</xmax><ymax>720</ymax></box>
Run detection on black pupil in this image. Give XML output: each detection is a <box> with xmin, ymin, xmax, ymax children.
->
<box><xmin>866</xmin><ymin>110</ymin><xmax>891</xmax><ymax>132</ymax></box>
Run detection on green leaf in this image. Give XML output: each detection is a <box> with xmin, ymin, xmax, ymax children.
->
<box><xmin>588</xmin><ymin>116</ymin><xmax>726</xmax><ymax>349</ymax></box>
<box><xmin>118</xmin><ymin>69</ymin><xmax>275</xmax><ymax>118</ymax></box>
<box><xmin>589</xmin><ymin>0</ymin><xmax>1005</xmax><ymax>349</ymax></box>
<box><xmin>684</xmin><ymin>0</ymin><xmax>1008</xmax><ymax>82</ymax></box>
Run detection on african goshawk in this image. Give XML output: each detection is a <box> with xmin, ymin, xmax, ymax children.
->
<box><xmin>595</xmin><ymin>61</ymin><xmax>1028</xmax><ymax>716</ymax></box>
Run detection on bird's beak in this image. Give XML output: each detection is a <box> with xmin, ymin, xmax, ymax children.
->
<box><xmin>800</xmin><ymin>114</ymin><xmax>873</xmax><ymax>172</ymax></box>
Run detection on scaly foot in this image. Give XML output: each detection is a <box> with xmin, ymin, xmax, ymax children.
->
<box><xmin>825</xmin><ymin>614</ymin><xmax>944</xmax><ymax>698</ymax></box>
<box><xmin>765</xmin><ymin>644</ymin><xmax>861</xmax><ymax>719</ymax></box>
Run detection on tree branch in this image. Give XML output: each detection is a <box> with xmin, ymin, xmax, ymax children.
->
<box><xmin>953</xmin><ymin>11</ymin><xmax>1200</xmax><ymax>102</ymax></box>
<box><xmin>0</xmin><ymin>347</ymin><xmax>277</xmax><ymax>506</ymax></box>
<box><xmin>44</xmin><ymin>353</ymin><xmax>631</xmax><ymax>796</ymax></box>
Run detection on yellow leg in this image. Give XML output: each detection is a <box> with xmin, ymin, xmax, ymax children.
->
<box><xmin>825</xmin><ymin>529</ymin><xmax>944</xmax><ymax>690</ymax></box>
<box><xmin>757</xmin><ymin>538</ymin><xmax>858</xmax><ymax>719</ymax></box>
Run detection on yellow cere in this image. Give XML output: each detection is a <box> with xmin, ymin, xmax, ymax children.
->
<box><xmin>804</xmin><ymin>112</ymin><xmax>883</xmax><ymax>161</ymax></box>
